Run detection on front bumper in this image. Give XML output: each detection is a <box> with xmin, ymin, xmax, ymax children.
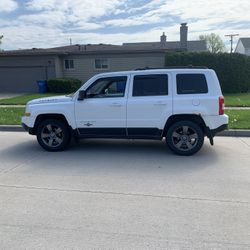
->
<box><xmin>22</xmin><ymin>123</ymin><xmax>36</xmax><ymax>135</ymax></box>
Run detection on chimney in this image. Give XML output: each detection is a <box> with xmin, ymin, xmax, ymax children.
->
<box><xmin>180</xmin><ymin>23</ymin><xmax>188</xmax><ymax>50</ymax></box>
<box><xmin>160</xmin><ymin>32</ymin><xmax>167</xmax><ymax>44</ymax></box>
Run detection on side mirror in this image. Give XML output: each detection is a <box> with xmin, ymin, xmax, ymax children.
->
<box><xmin>78</xmin><ymin>90</ymin><xmax>86</xmax><ymax>101</ymax></box>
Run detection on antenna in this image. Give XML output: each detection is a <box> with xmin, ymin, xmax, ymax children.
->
<box><xmin>225</xmin><ymin>34</ymin><xmax>239</xmax><ymax>53</ymax></box>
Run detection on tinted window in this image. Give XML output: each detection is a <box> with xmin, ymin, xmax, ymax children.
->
<box><xmin>133</xmin><ymin>74</ymin><xmax>168</xmax><ymax>96</ymax></box>
<box><xmin>177</xmin><ymin>74</ymin><xmax>208</xmax><ymax>94</ymax></box>
<box><xmin>86</xmin><ymin>76</ymin><xmax>127</xmax><ymax>98</ymax></box>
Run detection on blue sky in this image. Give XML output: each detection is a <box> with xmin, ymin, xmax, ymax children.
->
<box><xmin>0</xmin><ymin>0</ymin><xmax>250</xmax><ymax>51</ymax></box>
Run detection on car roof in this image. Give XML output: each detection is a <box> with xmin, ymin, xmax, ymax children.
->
<box><xmin>95</xmin><ymin>68</ymin><xmax>212</xmax><ymax>77</ymax></box>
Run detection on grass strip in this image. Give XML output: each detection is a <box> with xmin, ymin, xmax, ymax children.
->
<box><xmin>225</xmin><ymin>109</ymin><xmax>250</xmax><ymax>129</ymax></box>
<box><xmin>0</xmin><ymin>107</ymin><xmax>25</xmax><ymax>125</ymax></box>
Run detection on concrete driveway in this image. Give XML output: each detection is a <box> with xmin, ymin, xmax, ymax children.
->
<box><xmin>0</xmin><ymin>93</ymin><xmax>23</xmax><ymax>99</ymax></box>
<box><xmin>0</xmin><ymin>132</ymin><xmax>250</xmax><ymax>249</ymax></box>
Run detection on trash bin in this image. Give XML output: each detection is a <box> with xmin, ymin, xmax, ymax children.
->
<box><xmin>37</xmin><ymin>80</ymin><xmax>48</xmax><ymax>93</ymax></box>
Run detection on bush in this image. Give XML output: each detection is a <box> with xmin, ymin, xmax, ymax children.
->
<box><xmin>165</xmin><ymin>52</ymin><xmax>250</xmax><ymax>93</ymax></box>
<box><xmin>48</xmin><ymin>78</ymin><xmax>82</xmax><ymax>93</ymax></box>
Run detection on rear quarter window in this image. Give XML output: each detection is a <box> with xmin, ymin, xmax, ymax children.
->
<box><xmin>176</xmin><ymin>74</ymin><xmax>208</xmax><ymax>94</ymax></box>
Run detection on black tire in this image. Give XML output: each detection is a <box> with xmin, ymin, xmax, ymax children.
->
<box><xmin>37</xmin><ymin>119</ymin><xmax>71</xmax><ymax>151</ymax></box>
<box><xmin>166</xmin><ymin>120</ymin><xmax>204</xmax><ymax>156</ymax></box>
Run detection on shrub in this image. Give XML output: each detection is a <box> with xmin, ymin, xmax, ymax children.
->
<box><xmin>48</xmin><ymin>78</ymin><xmax>82</xmax><ymax>93</ymax></box>
<box><xmin>165</xmin><ymin>52</ymin><xmax>250</xmax><ymax>93</ymax></box>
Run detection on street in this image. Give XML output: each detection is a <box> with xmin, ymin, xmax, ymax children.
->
<box><xmin>0</xmin><ymin>132</ymin><xmax>250</xmax><ymax>249</ymax></box>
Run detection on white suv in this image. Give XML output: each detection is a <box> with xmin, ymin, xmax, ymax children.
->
<box><xmin>22</xmin><ymin>68</ymin><xmax>228</xmax><ymax>155</ymax></box>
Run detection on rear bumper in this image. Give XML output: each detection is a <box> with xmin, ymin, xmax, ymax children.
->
<box><xmin>210</xmin><ymin>124</ymin><xmax>228</xmax><ymax>137</ymax></box>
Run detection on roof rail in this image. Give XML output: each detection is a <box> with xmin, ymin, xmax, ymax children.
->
<box><xmin>135</xmin><ymin>65</ymin><xmax>208</xmax><ymax>70</ymax></box>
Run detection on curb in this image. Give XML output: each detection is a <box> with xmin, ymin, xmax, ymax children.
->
<box><xmin>0</xmin><ymin>125</ymin><xmax>24</xmax><ymax>132</ymax></box>
<box><xmin>217</xmin><ymin>129</ymin><xmax>250</xmax><ymax>137</ymax></box>
<box><xmin>0</xmin><ymin>125</ymin><xmax>250</xmax><ymax>137</ymax></box>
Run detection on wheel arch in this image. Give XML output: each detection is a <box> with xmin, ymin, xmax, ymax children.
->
<box><xmin>162</xmin><ymin>114</ymin><xmax>207</xmax><ymax>137</ymax></box>
<box><xmin>33</xmin><ymin>113</ymin><xmax>72</xmax><ymax>135</ymax></box>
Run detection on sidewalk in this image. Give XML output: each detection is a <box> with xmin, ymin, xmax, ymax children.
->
<box><xmin>0</xmin><ymin>105</ymin><xmax>250</xmax><ymax>109</ymax></box>
<box><xmin>225</xmin><ymin>107</ymin><xmax>250</xmax><ymax>110</ymax></box>
<box><xmin>0</xmin><ymin>93</ymin><xmax>24</xmax><ymax>100</ymax></box>
<box><xmin>0</xmin><ymin>104</ymin><xmax>250</xmax><ymax>110</ymax></box>
<box><xmin>0</xmin><ymin>105</ymin><xmax>25</xmax><ymax>108</ymax></box>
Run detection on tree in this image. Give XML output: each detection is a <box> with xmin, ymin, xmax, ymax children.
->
<box><xmin>0</xmin><ymin>35</ymin><xmax>3</xmax><ymax>50</ymax></box>
<box><xmin>199</xmin><ymin>33</ymin><xmax>226</xmax><ymax>53</ymax></box>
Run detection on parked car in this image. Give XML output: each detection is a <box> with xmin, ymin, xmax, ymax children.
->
<box><xmin>22</xmin><ymin>67</ymin><xmax>228</xmax><ymax>155</ymax></box>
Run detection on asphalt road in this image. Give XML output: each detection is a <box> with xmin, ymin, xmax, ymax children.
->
<box><xmin>0</xmin><ymin>132</ymin><xmax>250</xmax><ymax>250</ymax></box>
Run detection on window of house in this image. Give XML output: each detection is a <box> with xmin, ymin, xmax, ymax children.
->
<box><xmin>132</xmin><ymin>74</ymin><xmax>168</xmax><ymax>97</ymax></box>
<box><xmin>86</xmin><ymin>76</ymin><xmax>127</xmax><ymax>98</ymax></box>
<box><xmin>176</xmin><ymin>74</ymin><xmax>208</xmax><ymax>94</ymax></box>
<box><xmin>64</xmin><ymin>59</ymin><xmax>74</xmax><ymax>69</ymax></box>
<box><xmin>95</xmin><ymin>59</ymin><xmax>109</xmax><ymax>70</ymax></box>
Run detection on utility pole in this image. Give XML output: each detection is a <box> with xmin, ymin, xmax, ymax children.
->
<box><xmin>70</xmin><ymin>38</ymin><xmax>72</xmax><ymax>45</ymax></box>
<box><xmin>225</xmin><ymin>34</ymin><xmax>239</xmax><ymax>53</ymax></box>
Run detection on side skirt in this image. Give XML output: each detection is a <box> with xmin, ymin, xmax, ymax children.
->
<box><xmin>76</xmin><ymin>127</ymin><xmax>163</xmax><ymax>140</ymax></box>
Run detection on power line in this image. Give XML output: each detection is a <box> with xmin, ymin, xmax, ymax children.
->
<box><xmin>225</xmin><ymin>34</ymin><xmax>239</xmax><ymax>53</ymax></box>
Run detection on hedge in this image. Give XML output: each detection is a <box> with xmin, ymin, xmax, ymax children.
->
<box><xmin>165</xmin><ymin>52</ymin><xmax>250</xmax><ymax>93</ymax></box>
<box><xmin>48</xmin><ymin>78</ymin><xmax>82</xmax><ymax>93</ymax></box>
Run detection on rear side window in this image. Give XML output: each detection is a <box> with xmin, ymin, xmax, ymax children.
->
<box><xmin>176</xmin><ymin>74</ymin><xmax>208</xmax><ymax>94</ymax></box>
<box><xmin>133</xmin><ymin>74</ymin><xmax>168</xmax><ymax>96</ymax></box>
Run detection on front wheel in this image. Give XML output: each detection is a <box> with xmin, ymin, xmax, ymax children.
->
<box><xmin>166</xmin><ymin>120</ymin><xmax>204</xmax><ymax>156</ymax></box>
<box><xmin>37</xmin><ymin>119</ymin><xmax>70</xmax><ymax>151</ymax></box>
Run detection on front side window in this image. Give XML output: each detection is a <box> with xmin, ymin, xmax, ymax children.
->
<box><xmin>86</xmin><ymin>76</ymin><xmax>127</xmax><ymax>98</ymax></box>
<box><xmin>64</xmin><ymin>59</ymin><xmax>74</xmax><ymax>69</ymax></box>
<box><xmin>95</xmin><ymin>59</ymin><xmax>109</xmax><ymax>69</ymax></box>
<box><xmin>133</xmin><ymin>74</ymin><xmax>168</xmax><ymax>96</ymax></box>
<box><xmin>177</xmin><ymin>74</ymin><xmax>208</xmax><ymax>94</ymax></box>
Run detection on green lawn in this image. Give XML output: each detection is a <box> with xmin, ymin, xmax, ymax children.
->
<box><xmin>0</xmin><ymin>107</ymin><xmax>25</xmax><ymax>125</ymax></box>
<box><xmin>224</xmin><ymin>93</ymin><xmax>250</xmax><ymax>107</ymax></box>
<box><xmin>0</xmin><ymin>107</ymin><xmax>249</xmax><ymax>129</ymax></box>
<box><xmin>0</xmin><ymin>93</ymin><xmax>66</xmax><ymax>105</ymax></box>
<box><xmin>225</xmin><ymin>110</ymin><xmax>250</xmax><ymax>129</ymax></box>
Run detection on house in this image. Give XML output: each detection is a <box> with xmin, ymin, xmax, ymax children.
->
<box><xmin>0</xmin><ymin>23</ymin><xmax>207</xmax><ymax>93</ymax></box>
<box><xmin>235</xmin><ymin>38</ymin><xmax>250</xmax><ymax>55</ymax></box>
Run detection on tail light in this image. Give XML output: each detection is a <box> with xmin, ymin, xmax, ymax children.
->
<box><xmin>219</xmin><ymin>96</ymin><xmax>224</xmax><ymax>115</ymax></box>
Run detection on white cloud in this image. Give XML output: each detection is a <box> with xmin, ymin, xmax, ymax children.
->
<box><xmin>0</xmin><ymin>0</ymin><xmax>18</xmax><ymax>13</ymax></box>
<box><xmin>1</xmin><ymin>0</ymin><xmax>250</xmax><ymax>51</ymax></box>
<box><xmin>25</xmin><ymin>0</ymin><xmax>126</xmax><ymax>22</ymax></box>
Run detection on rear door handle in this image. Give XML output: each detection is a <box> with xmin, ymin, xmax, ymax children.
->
<box><xmin>110</xmin><ymin>102</ymin><xmax>122</xmax><ymax>107</ymax></box>
<box><xmin>154</xmin><ymin>101</ymin><xmax>167</xmax><ymax>106</ymax></box>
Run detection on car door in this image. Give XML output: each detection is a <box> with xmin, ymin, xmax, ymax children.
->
<box><xmin>75</xmin><ymin>75</ymin><xmax>128</xmax><ymax>137</ymax></box>
<box><xmin>126</xmin><ymin>73</ymin><xmax>172</xmax><ymax>137</ymax></box>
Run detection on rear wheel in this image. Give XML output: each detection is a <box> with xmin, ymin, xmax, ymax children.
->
<box><xmin>37</xmin><ymin>119</ymin><xmax>70</xmax><ymax>151</ymax></box>
<box><xmin>166</xmin><ymin>120</ymin><xmax>204</xmax><ymax>156</ymax></box>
